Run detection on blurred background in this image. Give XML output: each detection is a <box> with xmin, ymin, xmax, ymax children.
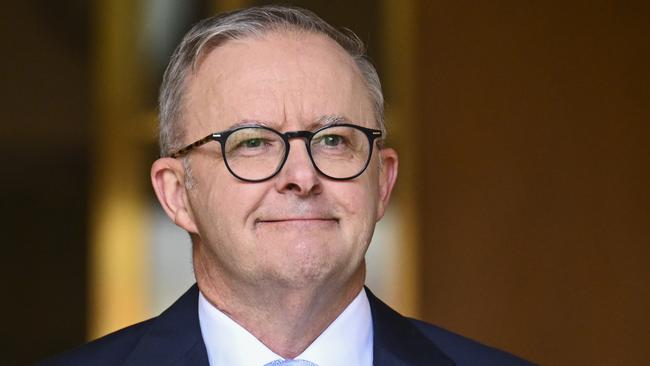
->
<box><xmin>1</xmin><ymin>0</ymin><xmax>648</xmax><ymax>364</ymax></box>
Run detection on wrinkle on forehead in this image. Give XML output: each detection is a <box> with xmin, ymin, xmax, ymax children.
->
<box><xmin>207</xmin><ymin>114</ymin><xmax>355</xmax><ymax>134</ymax></box>
<box><xmin>183</xmin><ymin>30</ymin><xmax>375</xmax><ymax>142</ymax></box>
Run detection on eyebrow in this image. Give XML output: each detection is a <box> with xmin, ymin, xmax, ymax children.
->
<box><xmin>226</xmin><ymin>120</ymin><xmax>272</xmax><ymax>130</ymax></box>
<box><xmin>315</xmin><ymin>115</ymin><xmax>351</xmax><ymax>128</ymax></box>
<box><xmin>225</xmin><ymin>115</ymin><xmax>353</xmax><ymax>131</ymax></box>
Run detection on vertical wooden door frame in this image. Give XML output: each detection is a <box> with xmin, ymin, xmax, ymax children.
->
<box><xmin>379</xmin><ymin>0</ymin><xmax>421</xmax><ymax>317</ymax></box>
<box><xmin>89</xmin><ymin>0</ymin><xmax>150</xmax><ymax>339</ymax></box>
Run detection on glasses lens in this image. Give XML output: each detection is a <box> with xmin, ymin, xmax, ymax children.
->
<box><xmin>224</xmin><ymin>127</ymin><xmax>285</xmax><ymax>180</ymax></box>
<box><xmin>311</xmin><ymin>125</ymin><xmax>370</xmax><ymax>179</ymax></box>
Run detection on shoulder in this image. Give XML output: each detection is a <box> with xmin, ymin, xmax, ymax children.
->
<box><xmin>38</xmin><ymin>285</ymin><xmax>207</xmax><ymax>366</ymax></box>
<box><xmin>37</xmin><ymin>318</ymin><xmax>156</xmax><ymax>366</ymax></box>
<box><xmin>365</xmin><ymin>287</ymin><xmax>535</xmax><ymax>365</ymax></box>
<box><xmin>408</xmin><ymin>318</ymin><xmax>535</xmax><ymax>366</ymax></box>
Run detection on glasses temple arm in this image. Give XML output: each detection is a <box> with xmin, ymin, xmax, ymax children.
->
<box><xmin>168</xmin><ymin>134</ymin><xmax>218</xmax><ymax>158</ymax></box>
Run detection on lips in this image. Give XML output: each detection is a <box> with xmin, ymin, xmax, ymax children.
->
<box><xmin>259</xmin><ymin>217</ymin><xmax>336</xmax><ymax>221</ymax></box>
<box><xmin>254</xmin><ymin>203</ymin><xmax>339</xmax><ymax>226</ymax></box>
<box><xmin>256</xmin><ymin>218</ymin><xmax>338</xmax><ymax>224</ymax></box>
<box><xmin>254</xmin><ymin>218</ymin><xmax>338</xmax><ymax>234</ymax></box>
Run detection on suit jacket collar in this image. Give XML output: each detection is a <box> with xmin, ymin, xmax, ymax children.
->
<box><xmin>123</xmin><ymin>284</ymin><xmax>208</xmax><ymax>366</ymax></box>
<box><xmin>121</xmin><ymin>284</ymin><xmax>454</xmax><ymax>366</ymax></box>
<box><xmin>366</xmin><ymin>287</ymin><xmax>455</xmax><ymax>366</ymax></box>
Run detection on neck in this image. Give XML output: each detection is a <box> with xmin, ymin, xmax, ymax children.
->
<box><xmin>193</xmin><ymin>244</ymin><xmax>366</xmax><ymax>358</ymax></box>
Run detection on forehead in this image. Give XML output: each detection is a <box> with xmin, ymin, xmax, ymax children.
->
<box><xmin>183</xmin><ymin>31</ymin><xmax>374</xmax><ymax>137</ymax></box>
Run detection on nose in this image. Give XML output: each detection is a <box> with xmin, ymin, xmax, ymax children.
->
<box><xmin>274</xmin><ymin>139</ymin><xmax>322</xmax><ymax>196</ymax></box>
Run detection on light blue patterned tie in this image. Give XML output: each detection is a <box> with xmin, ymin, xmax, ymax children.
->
<box><xmin>264</xmin><ymin>359</ymin><xmax>318</xmax><ymax>366</ymax></box>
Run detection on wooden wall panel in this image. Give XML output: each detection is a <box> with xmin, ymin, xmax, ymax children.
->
<box><xmin>414</xmin><ymin>1</ymin><xmax>649</xmax><ymax>364</ymax></box>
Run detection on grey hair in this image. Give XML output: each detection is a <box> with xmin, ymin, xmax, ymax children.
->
<box><xmin>158</xmin><ymin>5</ymin><xmax>385</xmax><ymax>157</ymax></box>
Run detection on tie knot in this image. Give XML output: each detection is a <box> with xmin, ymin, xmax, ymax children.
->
<box><xmin>264</xmin><ymin>359</ymin><xmax>318</xmax><ymax>366</ymax></box>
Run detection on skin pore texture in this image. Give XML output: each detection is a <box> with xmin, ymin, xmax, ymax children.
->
<box><xmin>151</xmin><ymin>30</ymin><xmax>398</xmax><ymax>358</ymax></box>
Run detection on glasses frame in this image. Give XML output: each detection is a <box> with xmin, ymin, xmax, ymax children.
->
<box><xmin>169</xmin><ymin>123</ymin><xmax>383</xmax><ymax>182</ymax></box>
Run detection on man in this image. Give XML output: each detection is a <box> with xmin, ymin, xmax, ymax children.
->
<box><xmin>43</xmin><ymin>5</ymin><xmax>532</xmax><ymax>366</ymax></box>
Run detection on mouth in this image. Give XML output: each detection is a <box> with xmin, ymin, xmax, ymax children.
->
<box><xmin>255</xmin><ymin>218</ymin><xmax>339</xmax><ymax>225</ymax></box>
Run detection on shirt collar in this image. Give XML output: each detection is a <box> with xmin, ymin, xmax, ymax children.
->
<box><xmin>198</xmin><ymin>288</ymin><xmax>373</xmax><ymax>366</ymax></box>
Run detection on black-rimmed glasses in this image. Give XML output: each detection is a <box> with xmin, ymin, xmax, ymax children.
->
<box><xmin>169</xmin><ymin>123</ymin><xmax>383</xmax><ymax>182</ymax></box>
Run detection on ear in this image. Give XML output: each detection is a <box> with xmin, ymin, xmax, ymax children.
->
<box><xmin>376</xmin><ymin>147</ymin><xmax>399</xmax><ymax>221</ymax></box>
<box><xmin>151</xmin><ymin>157</ymin><xmax>199</xmax><ymax>234</ymax></box>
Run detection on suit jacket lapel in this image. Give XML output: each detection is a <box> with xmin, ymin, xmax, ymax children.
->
<box><xmin>367</xmin><ymin>288</ymin><xmax>455</xmax><ymax>366</ymax></box>
<box><xmin>123</xmin><ymin>284</ymin><xmax>209</xmax><ymax>366</ymax></box>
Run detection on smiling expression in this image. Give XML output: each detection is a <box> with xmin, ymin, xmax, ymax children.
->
<box><xmin>177</xmin><ymin>30</ymin><xmax>396</xmax><ymax>291</ymax></box>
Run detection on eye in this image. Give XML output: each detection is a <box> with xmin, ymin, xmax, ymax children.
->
<box><xmin>241</xmin><ymin>138</ymin><xmax>263</xmax><ymax>148</ymax></box>
<box><xmin>322</xmin><ymin>134</ymin><xmax>343</xmax><ymax>146</ymax></box>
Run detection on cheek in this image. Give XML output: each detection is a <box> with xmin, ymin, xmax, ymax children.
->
<box><xmin>334</xmin><ymin>179</ymin><xmax>380</xmax><ymax>232</ymax></box>
<box><xmin>204</xmin><ymin>182</ymin><xmax>266</xmax><ymax>228</ymax></box>
<box><xmin>190</xmin><ymin>160</ymin><xmax>268</xmax><ymax>238</ymax></box>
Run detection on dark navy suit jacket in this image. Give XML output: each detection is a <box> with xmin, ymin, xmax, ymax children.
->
<box><xmin>41</xmin><ymin>285</ymin><xmax>534</xmax><ymax>365</ymax></box>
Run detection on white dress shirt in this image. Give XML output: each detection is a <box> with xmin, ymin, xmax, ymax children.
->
<box><xmin>198</xmin><ymin>288</ymin><xmax>373</xmax><ymax>366</ymax></box>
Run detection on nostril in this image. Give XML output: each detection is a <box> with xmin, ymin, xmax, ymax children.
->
<box><xmin>285</xmin><ymin>182</ymin><xmax>300</xmax><ymax>192</ymax></box>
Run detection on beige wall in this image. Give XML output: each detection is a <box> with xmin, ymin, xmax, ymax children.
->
<box><xmin>413</xmin><ymin>1</ymin><xmax>649</xmax><ymax>365</ymax></box>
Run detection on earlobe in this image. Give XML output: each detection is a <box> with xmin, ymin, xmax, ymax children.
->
<box><xmin>376</xmin><ymin>147</ymin><xmax>399</xmax><ymax>220</ymax></box>
<box><xmin>150</xmin><ymin>158</ymin><xmax>199</xmax><ymax>234</ymax></box>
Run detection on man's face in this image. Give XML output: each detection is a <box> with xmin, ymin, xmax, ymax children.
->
<box><xmin>174</xmin><ymin>31</ymin><xmax>397</xmax><ymax>290</ymax></box>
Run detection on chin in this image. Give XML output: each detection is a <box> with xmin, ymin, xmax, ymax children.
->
<box><xmin>257</xmin><ymin>254</ymin><xmax>330</xmax><ymax>287</ymax></box>
<box><xmin>275</xmin><ymin>252</ymin><xmax>362</xmax><ymax>291</ymax></box>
